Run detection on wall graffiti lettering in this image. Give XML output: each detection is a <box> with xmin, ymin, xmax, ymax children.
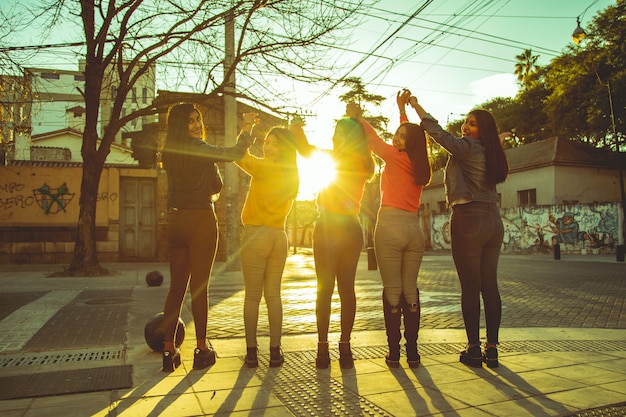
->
<box><xmin>1</xmin><ymin>181</ymin><xmax>118</xmax><ymax>215</ymax></box>
<box><xmin>97</xmin><ymin>192</ymin><xmax>118</xmax><ymax>202</ymax></box>
<box><xmin>0</xmin><ymin>194</ymin><xmax>36</xmax><ymax>210</ymax></box>
<box><xmin>0</xmin><ymin>182</ymin><xmax>25</xmax><ymax>193</ymax></box>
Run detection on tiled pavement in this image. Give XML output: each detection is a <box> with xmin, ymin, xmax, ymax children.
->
<box><xmin>0</xmin><ymin>250</ymin><xmax>625</xmax><ymax>416</ymax></box>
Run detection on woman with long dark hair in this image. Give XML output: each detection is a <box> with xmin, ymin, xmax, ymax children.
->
<box><xmin>356</xmin><ymin>93</ymin><xmax>431</xmax><ymax>368</ymax></box>
<box><xmin>407</xmin><ymin>92</ymin><xmax>509</xmax><ymax>368</ymax></box>
<box><xmin>160</xmin><ymin>103</ymin><xmax>254</xmax><ymax>372</ymax></box>
<box><xmin>235</xmin><ymin>125</ymin><xmax>299</xmax><ymax>368</ymax></box>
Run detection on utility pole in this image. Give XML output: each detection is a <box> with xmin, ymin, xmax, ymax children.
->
<box><xmin>224</xmin><ymin>8</ymin><xmax>240</xmax><ymax>271</ymax></box>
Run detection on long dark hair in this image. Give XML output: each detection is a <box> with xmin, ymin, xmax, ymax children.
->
<box><xmin>470</xmin><ymin>109</ymin><xmax>509</xmax><ymax>184</ymax></box>
<box><xmin>401</xmin><ymin>123</ymin><xmax>431</xmax><ymax>186</ymax></box>
<box><xmin>333</xmin><ymin>117</ymin><xmax>375</xmax><ymax>179</ymax></box>
<box><xmin>161</xmin><ymin>103</ymin><xmax>200</xmax><ymax>175</ymax></box>
<box><xmin>266</xmin><ymin>127</ymin><xmax>299</xmax><ymax>199</ymax></box>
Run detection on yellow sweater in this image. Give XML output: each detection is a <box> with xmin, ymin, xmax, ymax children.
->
<box><xmin>236</xmin><ymin>153</ymin><xmax>298</xmax><ymax>229</ymax></box>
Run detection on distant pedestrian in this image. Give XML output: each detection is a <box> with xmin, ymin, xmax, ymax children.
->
<box><xmin>160</xmin><ymin>103</ymin><xmax>253</xmax><ymax>372</ymax></box>
<box><xmin>355</xmin><ymin>94</ymin><xmax>431</xmax><ymax>368</ymax></box>
<box><xmin>235</xmin><ymin>120</ymin><xmax>299</xmax><ymax>368</ymax></box>
<box><xmin>290</xmin><ymin>109</ymin><xmax>375</xmax><ymax>369</ymax></box>
<box><xmin>406</xmin><ymin>92</ymin><xmax>510</xmax><ymax>368</ymax></box>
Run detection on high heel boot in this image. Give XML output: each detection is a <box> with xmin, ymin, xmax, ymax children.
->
<box><xmin>316</xmin><ymin>341</ymin><xmax>330</xmax><ymax>369</ymax></box>
<box><xmin>383</xmin><ymin>292</ymin><xmax>401</xmax><ymax>368</ymax></box>
<box><xmin>483</xmin><ymin>344</ymin><xmax>499</xmax><ymax>368</ymax></box>
<box><xmin>338</xmin><ymin>341</ymin><xmax>354</xmax><ymax>369</ymax></box>
<box><xmin>401</xmin><ymin>293</ymin><xmax>421</xmax><ymax>368</ymax></box>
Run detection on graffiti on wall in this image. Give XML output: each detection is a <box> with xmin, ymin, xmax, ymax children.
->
<box><xmin>1</xmin><ymin>181</ymin><xmax>118</xmax><ymax>216</ymax></box>
<box><xmin>430</xmin><ymin>203</ymin><xmax>621</xmax><ymax>253</ymax></box>
<box><xmin>34</xmin><ymin>183</ymin><xmax>75</xmax><ymax>214</ymax></box>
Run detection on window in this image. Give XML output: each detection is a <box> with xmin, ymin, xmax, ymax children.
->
<box><xmin>518</xmin><ymin>189</ymin><xmax>536</xmax><ymax>206</ymax></box>
<box><xmin>131</xmin><ymin>87</ymin><xmax>137</xmax><ymax>103</ymax></box>
<box><xmin>74</xmin><ymin>75</ymin><xmax>85</xmax><ymax>82</ymax></box>
<box><xmin>142</xmin><ymin>87</ymin><xmax>148</xmax><ymax>104</ymax></box>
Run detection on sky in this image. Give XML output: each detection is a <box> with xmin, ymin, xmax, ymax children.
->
<box><xmin>284</xmin><ymin>0</ymin><xmax>616</xmax><ymax>145</ymax></box>
<box><xmin>1</xmin><ymin>0</ymin><xmax>615</xmax><ymax>144</ymax></box>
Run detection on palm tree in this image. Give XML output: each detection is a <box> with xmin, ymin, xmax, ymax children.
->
<box><xmin>514</xmin><ymin>49</ymin><xmax>540</xmax><ymax>89</ymax></box>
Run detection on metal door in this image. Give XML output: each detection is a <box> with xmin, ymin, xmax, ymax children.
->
<box><xmin>120</xmin><ymin>177</ymin><xmax>157</xmax><ymax>259</ymax></box>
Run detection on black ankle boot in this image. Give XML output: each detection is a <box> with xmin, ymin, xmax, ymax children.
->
<box><xmin>386</xmin><ymin>345</ymin><xmax>400</xmax><ymax>368</ymax></box>
<box><xmin>460</xmin><ymin>344</ymin><xmax>483</xmax><ymax>368</ymax></box>
<box><xmin>483</xmin><ymin>345</ymin><xmax>499</xmax><ymax>368</ymax></box>
<box><xmin>270</xmin><ymin>346</ymin><xmax>284</xmax><ymax>367</ymax></box>
<box><xmin>245</xmin><ymin>347</ymin><xmax>258</xmax><ymax>368</ymax></box>
<box><xmin>162</xmin><ymin>348</ymin><xmax>181</xmax><ymax>372</ymax></box>
<box><xmin>338</xmin><ymin>342</ymin><xmax>354</xmax><ymax>369</ymax></box>
<box><xmin>316</xmin><ymin>342</ymin><xmax>330</xmax><ymax>369</ymax></box>
<box><xmin>193</xmin><ymin>347</ymin><xmax>216</xmax><ymax>370</ymax></box>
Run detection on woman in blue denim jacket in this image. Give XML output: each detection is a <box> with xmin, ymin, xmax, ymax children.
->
<box><xmin>405</xmin><ymin>92</ymin><xmax>510</xmax><ymax>368</ymax></box>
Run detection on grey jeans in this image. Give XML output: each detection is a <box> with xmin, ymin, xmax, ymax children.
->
<box><xmin>241</xmin><ymin>225</ymin><xmax>288</xmax><ymax>348</ymax></box>
<box><xmin>374</xmin><ymin>207</ymin><xmax>425</xmax><ymax>306</ymax></box>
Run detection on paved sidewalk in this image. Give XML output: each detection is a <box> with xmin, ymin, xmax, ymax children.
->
<box><xmin>0</xmin><ymin>251</ymin><xmax>625</xmax><ymax>416</ymax></box>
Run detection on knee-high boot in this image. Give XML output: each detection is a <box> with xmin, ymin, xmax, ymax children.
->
<box><xmin>383</xmin><ymin>291</ymin><xmax>402</xmax><ymax>368</ymax></box>
<box><xmin>401</xmin><ymin>292</ymin><xmax>421</xmax><ymax>368</ymax></box>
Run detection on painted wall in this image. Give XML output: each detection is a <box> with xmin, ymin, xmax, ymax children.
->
<box><xmin>0</xmin><ymin>165</ymin><xmax>114</xmax><ymax>226</ymax></box>
<box><xmin>0</xmin><ymin>165</ymin><xmax>155</xmax><ymax>264</ymax></box>
<box><xmin>429</xmin><ymin>203</ymin><xmax>623</xmax><ymax>254</ymax></box>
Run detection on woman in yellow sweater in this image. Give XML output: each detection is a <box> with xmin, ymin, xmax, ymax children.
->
<box><xmin>235</xmin><ymin>121</ymin><xmax>299</xmax><ymax>368</ymax></box>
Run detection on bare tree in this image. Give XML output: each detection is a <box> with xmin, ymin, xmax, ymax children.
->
<box><xmin>2</xmin><ymin>0</ymin><xmax>367</xmax><ymax>275</ymax></box>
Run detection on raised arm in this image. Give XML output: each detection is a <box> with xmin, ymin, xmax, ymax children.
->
<box><xmin>206</xmin><ymin>112</ymin><xmax>257</xmax><ymax>162</ymax></box>
<box><xmin>289</xmin><ymin>115</ymin><xmax>316</xmax><ymax>157</ymax></box>
<box><xmin>397</xmin><ymin>89</ymin><xmax>410</xmax><ymax>124</ymax></box>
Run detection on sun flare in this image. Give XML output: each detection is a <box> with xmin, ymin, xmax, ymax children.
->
<box><xmin>297</xmin><ymin>151</ymin><xmax>336</xmax><ymax>200</ymax></box>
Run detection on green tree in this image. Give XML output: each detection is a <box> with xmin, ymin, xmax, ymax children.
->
<box><xmin>514</xmin><ymin>48</ymin><xmax>540</xmax><ymax>90</ymax></box>
<box><xmin>543</xmin><ymin>0</ymin><xmax>625</xmax><ymax>148</ymax></box>
<box><xmin>339</xmin><ymin>77</ymin><xmax>388</xmax><ymax>134</ymax></box>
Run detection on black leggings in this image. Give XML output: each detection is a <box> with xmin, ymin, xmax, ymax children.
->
<box><xmin>313</xmin><ymin>212</ymin><xmax>363</xmax><ymax>343</ymax></box>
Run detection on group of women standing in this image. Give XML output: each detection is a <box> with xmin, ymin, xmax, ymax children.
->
<box><xmin>158</xmin><ymin>87</ymin><xmax>509</xmax><ymax>373</ymax></box>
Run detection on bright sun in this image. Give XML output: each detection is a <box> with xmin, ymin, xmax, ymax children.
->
<box><xmin>297</xmin><ymin>151</ymin><xmax>336</xmax><ymax>201</ymax></box>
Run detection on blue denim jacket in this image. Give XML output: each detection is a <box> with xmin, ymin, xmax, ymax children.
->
<box><xmin>420</xmin><ymin>113</ymin><xmax>498</xmax><ymax>207</ymax></box>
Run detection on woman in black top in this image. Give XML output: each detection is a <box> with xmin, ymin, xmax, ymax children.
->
<box><xmin>160</xmin><ymin>103</ymin><xmax>254</xmax><ymax>372</ymax></box>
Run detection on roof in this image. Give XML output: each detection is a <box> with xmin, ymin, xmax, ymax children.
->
<box><xmin>5</xmin><ymin>160</ymin><xmax>142</xmax><ymax>169</ymax></box>
<box><xmin>30</xmin><ymin>128</ymin><xmax>133</xmax><ymax>151</ymax></box>
<box><xmin>425</xmin><ymin>136</ymin><xmax>618</xmax><ymax>187</ymax></box>
<box><xmin>31</xmin><ymin>128</ymin><xmax>84</xmax><ymax>141</ymax></box>
<box><xmin>506</xmin><ymin>136</ymin><xmax>616</xmax><ymax>171</ymax></box>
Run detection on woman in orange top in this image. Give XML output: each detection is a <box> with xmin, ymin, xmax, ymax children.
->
<box><xmin>358</xmin><ymin>93</ymin><xmax>431</xmax><ymax>368</ymax></box>
<box><xmin>291</xmin><ymin>107</ymin><xmax>375</xmax><ymax>369</ymax></box>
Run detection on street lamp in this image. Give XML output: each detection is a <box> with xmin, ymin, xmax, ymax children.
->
<box><xmin>572</xmin><ymin>17</ymin><xmax>586</xmax><ymax>45</ymax></box>
<box><xmin>571</xmin><ymin>20</ymin><xmax>625</xmax><ymax>262</ymax></box>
